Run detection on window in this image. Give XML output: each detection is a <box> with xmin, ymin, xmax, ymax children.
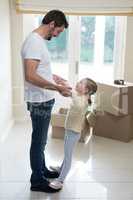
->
<box><xmin>79</xmin><ymin>16</ymin><xmax>116</xmax><ymax>83</ymax></box>
<box><xmin>104</xmin><ymin>16</ymin><xmax>115</xmax><ymax>63</ymax></box>
<box><xmin>80</xmin><ymin>16</ymin><xmax>115</xmax><ymax>65</ymax></box>
<box><xmin>80</xmin><ymin>16</ymin><xmax>95</xmax><ymax>63</ymax></box>
<box><xmin>23</xmin><ymin>14</ymin><xmax>126</xmax><ymax>85</ymax></box>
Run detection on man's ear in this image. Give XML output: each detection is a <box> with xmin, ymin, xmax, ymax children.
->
<box><xmin>49</xmin><ymin>21</ymin><xmax>55</xmax><ymax>29</ymax></box>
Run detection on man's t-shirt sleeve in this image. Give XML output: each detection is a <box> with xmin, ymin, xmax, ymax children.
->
<box><xmin>22</xmin><ymin>37</ymin><xmax>43</xmax><ymax>60</ymax></box>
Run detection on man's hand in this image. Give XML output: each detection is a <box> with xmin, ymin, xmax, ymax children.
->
<box><xmin>53</xmin><ymin>74</ymin><xmax>66</xmax><ymax>83</ymax></box>
<box><xmin>61</xmin><ymin>90</ymin><xmax>72</xmax><ymax>97</ymax></box>
<box><xmin>56</xmin><ymin>84</ymin><xmax>72</xmax><ymax>97</ymax></box>
<box><xmin>53</xmin><ymin>74</ymin><xmax>71</xmax><ymax>87</ymax></box>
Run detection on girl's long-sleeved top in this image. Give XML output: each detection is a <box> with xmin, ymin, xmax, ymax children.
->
<box><xmin>65</xmin><ymin>91</ymin><xmax>89</xmax><ymax>133</ymax></box>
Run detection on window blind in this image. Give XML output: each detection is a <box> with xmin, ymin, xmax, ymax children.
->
<box><xmin>16</xmin><ymin>0</ymin><xmax>133</xmax><ymax>16</ymax></box>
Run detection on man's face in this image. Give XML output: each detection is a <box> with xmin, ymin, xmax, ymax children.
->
<box><xmin>46</xmin><ymin>23</ymin><xmax>65</xmax><ymax>40</ymax></box>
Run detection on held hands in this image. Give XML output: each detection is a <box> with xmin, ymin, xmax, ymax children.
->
<box><xmin>53</xmin><ymin>74</ymin><xmax>70</xmax><ymax>87</ymax></box>
<box><xmin>53</xmin><ymin>74</ymin><xmax>72</xmax><ymax>97</ymax></box>
<box><xmin>57</xmin><ymin>84</ymin><xmax>72</xmax><ymax>97</ymax></box>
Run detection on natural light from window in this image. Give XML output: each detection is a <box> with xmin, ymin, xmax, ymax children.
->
<box><xmin>23</xmin><ymin>14</ymin><xmax>126</xmax><ymax>86</ymax></box>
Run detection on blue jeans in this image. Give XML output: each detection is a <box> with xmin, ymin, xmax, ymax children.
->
<box><xmin>27</xmin><ymin>99</ymin><xmax>55</xmax><ymax>185</ymax></box>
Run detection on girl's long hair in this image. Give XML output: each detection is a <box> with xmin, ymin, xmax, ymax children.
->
<box><xmin>85</xmin><ymin>78</ymin><xmax>97</xmax><ymax>105</ymax></box>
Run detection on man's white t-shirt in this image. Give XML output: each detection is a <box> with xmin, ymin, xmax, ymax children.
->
<box><xmin>21</xmin><ymin>32</ymin><xmax>55</xmax><ymax>102</ymax></box>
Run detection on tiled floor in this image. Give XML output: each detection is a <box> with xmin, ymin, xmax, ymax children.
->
<box><xmin>0</xmin><ymin>121</ymin><xmax>133</xmax><ymax>199</ymax></box>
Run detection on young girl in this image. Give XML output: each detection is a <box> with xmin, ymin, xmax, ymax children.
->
<box><xmin>50</xmin><ymin>78</ymin><xmax>97</xmax><ymax>189</ymax></box>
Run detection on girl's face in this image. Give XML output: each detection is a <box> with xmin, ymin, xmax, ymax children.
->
<box><xmin>75</xmin><ymin>79</ymin><xmax>90</xmax><ymax>95</ymax></box>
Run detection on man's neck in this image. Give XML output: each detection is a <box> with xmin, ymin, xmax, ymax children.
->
<box><xmin>33</xmin><ymin>25</ymin><xmax>48</xmax><ymax>39</ymax></box>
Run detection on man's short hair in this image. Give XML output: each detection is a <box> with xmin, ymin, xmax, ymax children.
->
<box><xmin>42</xmin><ymin>10</ymin><xmax>68</xmax><ymax>28</ymax></box>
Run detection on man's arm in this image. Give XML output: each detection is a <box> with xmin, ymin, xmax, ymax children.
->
<box><xmin>53</xmin><ymin>74</ymin><xmax>70</xmax><ymax>87</ymax></box>
<box><xmin>24</xmin><ymin>59</ymin><xmax>72</xmax><ymax>96</ymax></box>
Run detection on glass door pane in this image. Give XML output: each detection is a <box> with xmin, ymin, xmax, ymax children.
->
<box><xmin>80</xmin><ymin>16</ymin><xmax>95</xmax><ymax>64</ymax></box>
<box><xmin>104</xmin><ymin>16</ymin><xmax>115</xmax><ymax>63</ymax></box>
<box><xmin>79</xmin><ymin>16</ymin><xmax>96</xmax><ymax>80</ymax></box>
<box><xmin>79</xmin><ymin>16</ymin><xmax>115</xmax><ymax>83</ymax></box>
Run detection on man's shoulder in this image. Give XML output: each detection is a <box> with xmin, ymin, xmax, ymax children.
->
<box><xmin>21</xmin><ymin>32</ymin><xmax>44</xmax><ymax>54</ymax></box>
<box><xmin>26</xmin><ymin>32</ymin><xmax>42</xmax><ymax>43</ymax></box>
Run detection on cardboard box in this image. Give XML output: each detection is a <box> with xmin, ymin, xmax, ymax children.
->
<box><xmin>51</xmin><ymin>112</ymin><xmax>66</xmax><ymax>128</ymax></box>
<box><xmin>52</xmin><ymin>126</ymin><xmax>65</xmax><ymax>139</ymax></box>
<box><xmin>94</xmin><ymin>111</ymin><xmax>133</xmax><ymax>142</ymax></box>
<box><xmin>51</xmin><ymin>107</ymin><xmax>133</xmax><ymax>143</ymax></box>
<box><xmin>96</xmin><ymin>82</ymin><xmax>133</xmax><ymax>116</ymax></box>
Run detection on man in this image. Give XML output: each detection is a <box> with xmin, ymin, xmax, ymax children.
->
<box><xmin>21</xmin><ymin>10</ymin><xmax>72</xmax><ymax>193</ymax></box>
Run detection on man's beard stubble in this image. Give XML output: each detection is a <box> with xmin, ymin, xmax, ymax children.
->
<box><xmin>47</xmin><ymin>36</ymin><xmax>52</xmax><ymax>40</ymax></box>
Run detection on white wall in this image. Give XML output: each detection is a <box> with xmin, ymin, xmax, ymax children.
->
<box><xmin>0</xmin><ymin>0</ymin><xmax>13</xmax><ymax>141</ymax></box>
<box><xmin>10</xmin><ymin>0</ymin><xmax>30</xmax><ymax>121</ymax></box>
